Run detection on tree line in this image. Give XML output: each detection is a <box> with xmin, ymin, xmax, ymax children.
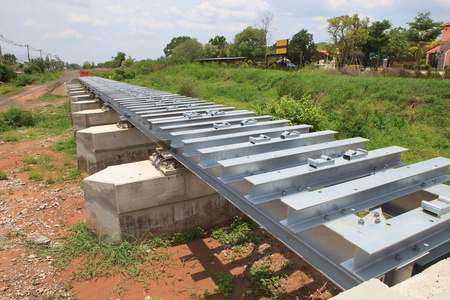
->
<box><xmin>90</xmin><ymin>11</ymin><xmax>443</xmax><ymax>70</ymax></box>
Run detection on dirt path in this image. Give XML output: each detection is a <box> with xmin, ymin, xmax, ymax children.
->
<box><xmin>0</xmin><ymin>71</ymin><xmax>78</xmax><ymax>111</ymax></box>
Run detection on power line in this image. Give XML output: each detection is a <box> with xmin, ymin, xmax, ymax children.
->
<box><xmin>0</xmin><ymin>34</ymin><xmax>60</xmax><ymax>63</ymax></box>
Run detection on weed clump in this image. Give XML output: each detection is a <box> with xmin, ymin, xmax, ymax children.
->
<box><xmin>249</xmin><ymin>261</ymin><xmax>286</xmax><ymax>299</ymax></box>
<box><xmin>214</xmin><ymin>270</ymin><xmax>234</xmax><ymax>297</ymax></box>
<box><xmin>0</xmin><ymin>170</ymin><xmax>7</xmax><ymax>180</ymax></box>
<box><xmin>212</xmin><ymin>215</ymin><xmax>259</xmax><ymax>245</ymax></box>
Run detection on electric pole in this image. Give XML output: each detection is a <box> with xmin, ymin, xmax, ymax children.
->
<box><xmin>39</xmin><ymin>49</ymin><xmax>43</xmax><ymax>60</ymax></box>
<box><xmin>27</xmin><ymin>44</ymin><xmax>30</xmax><ymax>63</ymax></box>
<box><xmin>0</xmin><ymin>41</ymin><xmax>2</xmax><ymax>64</ymax></box>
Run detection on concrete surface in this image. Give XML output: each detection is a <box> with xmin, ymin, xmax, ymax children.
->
<box><xmin>76</xmin><ymin>124</ymin><xmax>157</xmax><ymax>173</ymax></box>
<box><xmin>392</xmin><ymin>257</ymin><xmax>450</xmax><ymax>300</ymax></box>
<box><xmin>333</xmin><ymin>258</ymin><xmax>450</xmax><ymax>300</ymax></box>
<box><xmin>70</xmin><ymin>100</ymin><xmax>102</xmax><ymax>113</ymax></box>
<box><xmin>72</xmin><ymin>108</ymin><xmax>120</xmax><ymax>133</ymax></box>
<box><xmin>84</xmin><ymin>160</ymin><xmax>241</xmax><ymax>241</ymax></box>
<box><xmin>69</xmin><ymin>94</ymin><xmax>95</xmax><ymax>103</ymax></box>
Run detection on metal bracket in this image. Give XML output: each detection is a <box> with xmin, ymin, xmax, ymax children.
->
<box><xmin>183</xmin><ymin>111</ymin><xmax>202</xmax><ymax>119</ymax></box>
<box><xmin>213</xmin><ymin>122</ymin><xmax>231</xmax><ymax>130</ymax></box>
<box><xmin>207</xmin><ymin>109</ymin><xmax>225</xmax><ymax>116</ymax></box>
<box><xmin>240</xmin><ymin>119</ymin><xmax>257</xmax><ymax>126</ymax></box>
<box><xmin>421</xmin><ymin>196</ymin><xmax>450</xmax><ymax>218</ymax></box>
<box><xmin>343</xmin><ymin>148</ymin><xmax>368</xmax><ymax>161</ymax></box>
<box><xmin>308</xmin><ymin>155</ymin><xmax>335</xmax><ymax>168</ymax></box>
<box><xmin>281</xmin><ymin>130</ymin><xmax>301</xmax><ymax>140</ymax></box>
<box><xmin>101</xmin><ymin>105</ymin><xmax>112</xmax><ymax>112</ymax></box>
<box><xmin>249</xmin><ymin>134</ymin><xmax>271</xmax><ymax>144</ymax></box>
<box><xmin>117</xmin><ymin>118</ymin><xmax>134</xmax><ymax>129</ymax></box>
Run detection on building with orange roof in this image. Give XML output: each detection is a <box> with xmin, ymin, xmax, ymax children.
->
<box><xmin>425</xmin><ymin>22</ymin><xmax>450</xmax><ymax>69</ymax></box>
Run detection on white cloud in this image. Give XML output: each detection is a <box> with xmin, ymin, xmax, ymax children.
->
<box><xmin>89</xmin><ymin>35</ymin><xmax>103</xmax><ymax>41</ymax></box>
<box><xmin>127</xmin><ymin>17</ymin><xmax>170</xmax><ymax>30</ymax></box>
<box><xmin>67</xmin><ymin>12</ymin><xmax>107</xmax><ymax>26</ymax></box>
<box><xmin>44</xmin><ymin>29</ymin><xmax>82</xmax><ymax>40</ymax></box>
<box><xmin>105</xmin><ymin>5</ymin><xmax>134</xmax><ymax>15</ymax></box>
<box><xmin>324</xmin><ymin>0</ymin><xmax>391</xmax><ymax>10</ymax></box>
<box><xmin>22</xmin><ymin>17</ymin><xmax>48</xmax><ymax>28</ymax></box>
<box><xmin>176</xmin><ymin>19</ymin><xmax>217</xmax><ymax>31</ymax></box>
<box><xmin>167</xmin><ymin>0</ymin><xmax>269</xmax><ymax>26</ymax></box>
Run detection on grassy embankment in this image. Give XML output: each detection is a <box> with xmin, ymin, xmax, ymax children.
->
<box><xmin>93</xmin><ymin>63</ymin><xmax>449</xmax><ymax>168</ymax></box>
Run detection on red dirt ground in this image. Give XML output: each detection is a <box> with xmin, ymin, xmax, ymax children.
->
<box><xmin>0</xmin><ymin>75</ymin><xmax>342</xmax><ymax>300</ymax></box>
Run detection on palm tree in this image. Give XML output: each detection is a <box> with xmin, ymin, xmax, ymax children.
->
<box><xmin>410</xmin><ymin>41</ymin><xmax>432</xmax><ymax>69</ymax></box>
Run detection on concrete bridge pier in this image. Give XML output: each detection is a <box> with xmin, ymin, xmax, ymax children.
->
<box><xmin>83</xmin><ymin>159</ymin><xmax>241</xmax><ymax>242</ymax></box>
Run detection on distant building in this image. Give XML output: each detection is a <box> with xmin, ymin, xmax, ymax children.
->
<box><xmin>425</xmin><ymin>22</ymin><xmax>450</xmax><ymax>69</ymax></box>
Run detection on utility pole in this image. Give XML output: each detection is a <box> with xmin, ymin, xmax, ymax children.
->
<box><xmin>0</xmin><ymin>41</ymin><xmax>3</xmax><ymax>64</ymax></box>
<box><xmin>27</xmin><ymin>44</ymin><xmax>30</xmax><ymax>63</ymax></box>
<box><xmin>39</xmin><ymin>49</ymin><xmax>43</xmax><ymax>60</ymax></box>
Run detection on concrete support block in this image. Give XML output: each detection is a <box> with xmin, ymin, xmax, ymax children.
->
<box><xmin>70</xmin><ymin>94</ymin><xmax>95</xmax><ymax>103</ymax></box>
<box><xmin>72</xmin><ymin>109</ymin><xmax>120</xmax><ymax>133</ymax></box>
<box><xmin>76</xmin><ymin>124</ymin><xmax>157</xmax><ymax>173</ymax></box>
<box><xmin>70</xmin><ymin>100</ymin><xmax>102</xmax><ymax>113</ymax></box>
<box><xmin>332</xmin><ymin>279</ymin><xmax>409</xmax><ymax>300</ymax></box>
<box><xmin>84</xmin><ymin>160</ymin><xmax>241</xmax><ymax>241</ymax></box>
<box><xmin>68</xmin><ymin>90</ymin><xmax>87</xmax><ymax>96</ymax></box>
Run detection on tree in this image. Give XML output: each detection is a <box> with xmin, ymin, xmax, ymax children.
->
<box><xmin>255</xmin><ymin>11</ymin><xmax>274</xmax><ymax>57</ymax></box>
<box><xmin>229</xmin><ymin>26</ymin><xmax>265</xmax><ymax>57</ymax></box>
<box><xmin>406</xmin><ymin>12</ymin><xmax>442</xmax><ymax>68</ymax></box>
<box><xmin>327</xmin><ymin>14</ymin><xmax>370</xmax><ymax>66</ymax></box>
<box><xmin>289</xmin><ymin>29</ymin><xmax>316</xmax><ymax>53</ymax></box>
<box><xmin>82</xmin><ymin>61</ymin><xmax>92</xmax><ymax>69</ymax></box>
<box><xmin>384</xmin><ymin>27</ymin><xmax>411</xmax><ymax>58</ymax></box>
<box><xmin>209</xmin><ymin>36</ymin><xmax>228</xmax><ymax>57</ymax></box>
<box><xmin>2</xmin><ymin>53</ymin><xmax>17</xmax><ymax>65</ymax></box>
<box><xmin>171</xmin><ymin>39</ymin><xmax>203</xmax><ymax>62</ymax></box>
<box><xmin>366</xmin><ymin>20</ymin><xmax>391</xmax><ymax>67</ymax></box>
<box><xmin>164</xmin><ymin>36</ymin><xmax>192</xmax><ymax>57</ymax></box>
<box><xmin>112</xmin><ymin>52</ymin><xmax>126</xmax><ymax>68</ymax></box>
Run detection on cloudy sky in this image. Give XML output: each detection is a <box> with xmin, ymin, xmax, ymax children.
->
<box><xmin>1</xmin><ymin>0</ymin><xmax>449</xmax><ymax>65</ymax></box>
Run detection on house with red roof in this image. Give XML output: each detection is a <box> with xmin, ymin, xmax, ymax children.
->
<box><xmin>425</xmin><ymin>22</ymin><xmax>450</xmax><ymax>69</ymax></box>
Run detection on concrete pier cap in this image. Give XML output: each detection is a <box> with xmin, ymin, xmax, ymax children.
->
<box><xmin>70</xmin><ymin>100</ymin><xmax>102</xmax><ymax>113</ymax></box>
<box><xmin>84</xmin><ymin>160</ymin><xmax>241</xmax><ymax>242</ymax></box>
<box><xmin>72</xmin><ymin>108</ymin><xmax>120</xmax><ymax>134</ymax></box>
<box><xmin>76</xmin><ymin>124</ymin><xmax>158</xmax><ymax>173</ymax></box>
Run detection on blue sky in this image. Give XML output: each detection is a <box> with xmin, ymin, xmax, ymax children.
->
<box><xmin>0</xmin><ymin>0</ymin><xmax>449</xmax><ymax>64</ymax></box>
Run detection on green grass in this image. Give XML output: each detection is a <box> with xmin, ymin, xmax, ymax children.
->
<box><xmin>0</xmin><ymin>101</ymin><xmax>73</xmax><ymax>142</ymax></box>
<box><xmin>0</xmin><ymin>170</ymin><xmax>8</xmax><ymax>180</ymax></box>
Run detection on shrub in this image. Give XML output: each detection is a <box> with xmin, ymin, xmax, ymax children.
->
<box><xmin>0</xmin><ymin>170</ymin><xmax>7</xmax><ymax>180</ymax></box>
<box><xmin>15</xmin><ymin>74</ymin><xmax>35</xmax><ymax>86</ymax></box>
<box><xmin>444</xmin><ymin>68</ymin><xmax>450</xmax><ymax>79</ymax></box>
<box><xmin>254</xmin><ymin>95</ymin><xmax>325</xmax><ymax>131</ymax></box>
<box><xmin>0</xmin><ymin>64</ymin><xmax>16</xmax><ymax>82</ymax></box>
<box><xmin>402</xmin><ymin>62</ymin><xmax>414</xmax><ymax>70</ymax></box>
<box><xmin>420</xmin><ymin>64</ymin><xmax>431</xmax><ymax>70</ymax></box>
<box><xmin>0</xmin><ymin>108</ymin><xmax>35</xmax><ymax>131</ymax></box>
